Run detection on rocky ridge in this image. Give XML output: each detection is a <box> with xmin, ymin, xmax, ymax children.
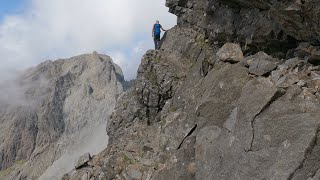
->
<box><xmin>67</xmin><ymin>28</ymin><xmax>320</xmax><ymax>180</ymax></box>
<box><xmin>65</xmin><ymin>0</ymin><xmax>320</xmax><ymax>179</ymax></box>
<box><xmin>0</xmin><ymin>52</ymin><xmax>124</xmax><ymax>179</ymax></box>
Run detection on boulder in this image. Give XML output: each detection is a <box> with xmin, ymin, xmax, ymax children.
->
<box><xmin>217</xmin><ymin>43</ymin><xmax>243</xmax><ymax>63</ymax></box>
<box><xmin>75</xmin><ymin>153</ymin><xmax>91</xmax><ymax>169</ymax></box>
<box><xmin>238</xmin><ymin>51</ymin><xmax>281</xmax><ymax>76</ymax></box>
<box><xmin>249</xmin><ymin>60</ymin><xmax>279</xmax><ymax>76</ymax></box>
<box><xmin>240</xmin><ymin>51</ymin><xmax>278</xmax><ymax>67</ymax></box>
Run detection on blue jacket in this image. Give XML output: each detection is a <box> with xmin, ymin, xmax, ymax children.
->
<box><xmin>154</xmin><ymin>24</ymin><xmax>161</xmax><ymax>36</ymax></box>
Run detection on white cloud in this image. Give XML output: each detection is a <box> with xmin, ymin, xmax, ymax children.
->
<box><xmin>108</xmin><ymin>40</ymin><xmax>153</xmax><ymax>79</ymax></box>
<box><xmin>0</xmin><ymin>0</ymin><xmax>176</xmax><ymax>80</ymax></box>
<box><xmin>109</xmin><ymin>51</ymin><xmax>127</xmax><ymax>70</ymax></box>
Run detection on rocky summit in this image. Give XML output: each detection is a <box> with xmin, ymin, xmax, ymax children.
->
<box><xmin>2</xmin><ymin>0</ymin><xmax>320</xmax><ymax>180</ymax></box>
<box><xmin>65</xmin><ymin>0</ymin><xmax>320</xmax><ymax>180</ymax></box>
<box><xmin>0</xmin><ymin>52</ymin><xmax>125</xmax><ymax>180</ymax></box>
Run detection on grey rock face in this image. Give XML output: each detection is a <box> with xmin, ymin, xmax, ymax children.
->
<box><xmin>67</xmin><ymin>23</ymin><xmax>320</xmax><ymax>180</ymax></box>
<box><xmin>0</xmin><ymin>52</ymin><xmax>124</xmax><ymax>179</ymax></box>
<box><xmin>166</xmin><ymin>0</ymin><xmax>320</xmax><ymax>56</ymax></box>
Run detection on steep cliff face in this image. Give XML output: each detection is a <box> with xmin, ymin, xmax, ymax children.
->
<box><xmin>166</xmin><ymin>0</ymin><xmax>320</xmax><ymax>57</ymax></box>
<box><xmin>0</xmin><ymin>52</ymin><xmax>124</xmax><ymax>179</ymax></box>
<box><xmin>65</xmin><ymin>1</ymin><xmax>320</xmax><ymax>179</ymax></box>
<box><xmin>67</xmin><ymin>26</ymin><xmax>320</xmax><ymax>180</ymax></box>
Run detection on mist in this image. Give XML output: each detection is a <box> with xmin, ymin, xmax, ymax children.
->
<box><xmin>39</xmin><ymin>123</ymin><xmax>109</xmax><ymax>180</ymax></box>
<box><xmin>0</xmin><ymin>69</ymin><xmax>49</xmax><ymax>107</ymax></box>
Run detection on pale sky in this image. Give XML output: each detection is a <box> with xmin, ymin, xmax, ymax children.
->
<box><xmin>0</xmin><ymin>0</ymin><xmax>176</xmax><ymax>80</ymax></box>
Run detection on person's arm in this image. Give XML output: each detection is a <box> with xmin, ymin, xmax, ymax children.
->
<box><xmin>161</xmin><ymin>25</ymin><xmax>166</xmax><ymax>31</ymax></box>
<box><xmin>152</xmin><ymin>24</ymin><xmax>154</xmax><ymax>37</ymax></box>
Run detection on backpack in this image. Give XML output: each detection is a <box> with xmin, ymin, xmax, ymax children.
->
<box><xmin>154</xmin><ymin>24</ymin><xmax>161</xmax><ymax>35</ymax></box>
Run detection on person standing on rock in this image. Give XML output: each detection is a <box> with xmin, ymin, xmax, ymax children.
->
<box><xmin>152</xmin><ymin>20</ymin><xmax>166</xmax><ymax>50</ymax></box>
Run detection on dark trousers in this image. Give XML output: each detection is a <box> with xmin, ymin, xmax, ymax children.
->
<box><xmin>154</xmin><ymin>34</ymin><xmax>161</xmax><ymax>50</ymax></box>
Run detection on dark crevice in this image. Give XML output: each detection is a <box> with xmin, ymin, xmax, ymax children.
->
<box><xmin>157</xmin><ymin>94</ymin><xmax>162</xmax><ymax>113</ymax></box>
<box><xmin>309</xmin><ymin>169</ymin><xmax>320</xmax><ymax>180</ymax></box>
<box><xmin>177</xmin><ymin>124</ymin><xmax>198</xmax><ymax>150</ymax></box>
<box><xmin>246</xmin><ymin>89</ymin><xmax>286</xmax><ymax>152</ymax></box>
<box><xmin>144</xmin><ymin>85</ymin><xmax>151</xmax><ymax>126</ymax></box>
<box><xmin>277</xmin><ymin>30</ymin><xmax>284</xmax><ymax>40</ymax></box>
<box><xmin>0</xmin><ymin>152</ymin><xmax>3</xmax><ymax>170</ymax></box>
<box><xmin>262</xmin><ymin>71</ymin><xmax>272</xmax><ymax>77</ymax></box>
<box><xmin>195</xmin><ymin>48</ymin><xmax>204</xmax><ymax>62</ymax></box>
<box><xmin>30</xmin><ymin>114</ymin><xmax>39</xmax><ymax>157</ymax></box>
<box><xmin>224</xmin><ymin>59</ymin><xmax>240</xmax><ymax>64</ymax></box>
<box><xmin>157</xmin><ymin>85</ymin><xmax>173</xmax><ymax>113</ymax></box>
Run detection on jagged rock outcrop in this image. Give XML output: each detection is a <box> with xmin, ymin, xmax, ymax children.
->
<box><xmin>0</xmin><ymin>52</ymin><xmax>124</xmax><ymax>179</ymax></box>
<box><xmin>166</xmin><ymin>0</ymin><xmax>320</xmax><ymax>57</ymax></box>
<box><xmin>35</xmin><ymin>0</ymin><xmax>320</xmax><ymax>179</ymax></box>
<box><xmin>65</xmin><ymin>24</ymin><xmax>319</xmax><ymax>180</ymax></box>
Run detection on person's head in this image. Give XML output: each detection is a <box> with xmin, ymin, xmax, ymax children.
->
<box><xmin>156</xmin><ymin>20</ymin><xmax>159</xmax><ymax>24</ymax></box>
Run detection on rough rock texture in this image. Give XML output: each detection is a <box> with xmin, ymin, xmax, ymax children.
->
<box><xmin>166</xmin><ymin>0</ymin><xmax>320</xmax><ymax>57</ymax></box>
<box><xmin>217</xmin><ymin>43</ymin><xmax>243</xmax><ymax>63</ymax></box>
<box><xmin>0</xmin><ymin>52</ymin><xmax>124</xmax><ymax>179</ymax></box>
<box><xmin>67</xmin><ymin>22</ymin><xmax>320</xmax><ymax>180</ymax></box>
<box><xmin>245</xmin><ymin>52</ymin><xmax>281</xmax><ymax>75</ymax></box>
<box><xmin>65</xmin><ymin>1</ymin><xmax>320</xmax><ymax>179</ymax></box>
